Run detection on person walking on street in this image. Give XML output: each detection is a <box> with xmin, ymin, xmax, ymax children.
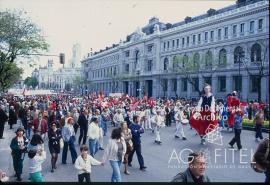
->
<box><xmin>121</xmin><ymin>121</ymin><xmax>133</xmax><ymax>175</ymax></box>
<box><xmin>10</xmin><ymin>127</ymin><xmax>29</xmax><ymax>181</ymax></box>
<box><xmin>62</xmin><ymin>117</ymin><xmax>78</xmax><ymax>164</ymax></box>
<box><xmin>78</xmin><ymin>109</ymin><xmax>89</xmax><ymax>145</ymax></box>
<box><xmin>0</xmin><ymin>105</ymin><xmax>8</xmax><ymax>139</ymax></box>
<box><xmin>48</xmin><ymin>122</ymin><xmax>62</xmax><ymax>172</ymax></box>
<box><xmin>254</xmin><ymin>110</ymin><xmax>264</xmax><ymax>142</ymax></box>
<box><xmin>229</xmin><ymin>109</ymin><xmax>243</xmax><ymax>150</ymax></box>
<box><xmin>87</xmin><ymin>117</ymin><xmax>100</xmax><ymax>157</ymax></box>
<box><xmin>8</xmin><ymin>106</ymin><xmax>17</xmax><ymax>130</ymax></box>
<box><xmin>128</xmin><ymin>115</ymin><xmax>147</xmax><ymax>171</ymax></box>
<box><xmin>102</xmin><ymin>128</ymin><xmax>126</xmax><ymax>182</ymax></box>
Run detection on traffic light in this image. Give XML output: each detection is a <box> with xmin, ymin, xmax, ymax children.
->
<box><xmin>60</xmin><ymin>53</ymin><xmax>65</xmax><ymax>64</ymax></box>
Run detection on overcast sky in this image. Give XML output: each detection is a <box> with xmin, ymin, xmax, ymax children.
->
<box><xmin>0</xmin><ymin>0</ymin><xmax>234</xmax><ymax>78</ymax></box>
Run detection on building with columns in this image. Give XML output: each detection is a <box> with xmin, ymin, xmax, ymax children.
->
<box><xmin>82</xmin><ymin>0</ymin><xmax>269</xmax><ymax>102</ymax></box>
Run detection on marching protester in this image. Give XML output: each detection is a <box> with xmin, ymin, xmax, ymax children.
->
<box><xmin>113</xmin><ymin>109</ymin><xmax>124</xmax><ymax>128</ymax></box>
<box><xmin>10</xmin><ymin>127</ymin><xmax>29</xmax><ymax>181</ymax></box>
<box><xmin>62</xmin><ymin>117</ymin><xmax>78</xmax><ymax>164</ymax></box>
<box><xmin>48</xmin><ymin>122</ymin><xmax>62</xmax><ymax>172</ymax></box>
<box><xmin>78</xmin><ymin>109</ymin><xmax>89</xmax><ymax>145</ymax></box>
<box><xmin>87</xmin><ymin>117</ymin><xmax>100</xmax><ymax>157</ymax></box>
<box><xmin>74</xmin><ymin>145</ymin><xmax>103</xmax><ymax>182</ymax></box>
<box><xmin>128</xmin><ymin>115</ymin><xmax>147</xmax><ymax>171</ymax></box>
<box><xmin>29</xmin><ymin>112</ymin><xmax>48</xmax><ymax>140</ymax></box>
<box><xmin>102</xmin><ymin>128</ymin><xmax>126</xmax><ymax>182</ymax></box>
<box><xmin>0</xmin><ymin>105</ymin><xmax>8</xmax><ymax>139</ymax></box>
<box><xmin>121</xmin><ymin>121</ymin><xmax>133</xmax><ymax>175</ymax></box>
<box><xmin>8</xmin><ymin>106</ymin><xmax>17</xmax><ymax>130</ymax></box>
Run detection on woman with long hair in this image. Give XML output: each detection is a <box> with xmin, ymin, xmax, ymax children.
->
<box><xmin>120</xmin><ymin>122</ymin><xmax>133</xmax><ymax>175</ymax></box>
<box><xmin>102</xmin><ymin>128</ymin><xmax>127</xmax><ymax>182</ymax></box>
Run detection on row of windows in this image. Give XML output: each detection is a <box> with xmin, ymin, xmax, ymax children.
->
<box><xmin>161</xmin><ymin>75</ymin><xmax>261</xmax><ymax>93</ymax></box>
<box><xmin>162</xmin><ymin>43</ymin><xmax>263</xmax><ymax>71</ymax></box>
<box><xmin>92</xmin><ymin>66</ymin><xmax>118</xmax><ymax>79</ymax></box>
<box><xmin>162</xmin><ymin>18</ymin><xmax>264</xmax><ymax>51</ymax></box>
<box><xmin>94</xmin><ymin>54</ymin><xmax>120</xmax><ymax>66</ymax></box>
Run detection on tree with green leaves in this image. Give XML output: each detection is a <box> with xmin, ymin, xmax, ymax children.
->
<box><xmin>0</xmin><ymin>10</ymin><xmax>49</xmax><ymax>91</ymax></box>
<box><xmin>24</xmin><ymin>76</ymin><xmax>38</xmax><ymax>89</ymax></box>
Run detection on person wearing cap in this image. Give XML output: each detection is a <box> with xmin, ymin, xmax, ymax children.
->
<box><xmin>28</xmin><ymin>148</ymin><xmax>46</xmax><ymax>182</ymax></box>
<box><xmin>10</xmin><ymin>127</ymin><xmax>29</xmax><ymax>181</ymax></box>
<box><xmin>62</xmin><ymin>117</ymin><xmax>78</xmax><ymax>164</ymax></box>
<box><xmin>0</xmin><ymin>105</ymin><xmax>8</xmax><ymax>139</ymax></box>
<box><xmin>174</xmin><ymin>105</ymin><xmax>187</xmax><ymax>140</ymax></box>
<box><xmin>48</xmin><ymin>122</ymin><xmax>62</xmax><ymax>172</ymax></box>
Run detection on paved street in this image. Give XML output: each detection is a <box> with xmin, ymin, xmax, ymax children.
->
<box><xmin>0</xmin><ymin>122</ymin><xmax>268</xmax><ymax>182</ymax></box>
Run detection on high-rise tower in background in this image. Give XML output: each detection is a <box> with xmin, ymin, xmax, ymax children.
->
<box><xmin>70</xmin><ymin>43</ymin><xmax>81</xmax><ymax>68</ymax></box>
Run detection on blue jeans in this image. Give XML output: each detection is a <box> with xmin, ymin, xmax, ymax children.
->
<box><xmin>101</xmin><ymin>121</ymin><xmax>108</xmax><ymax>136</ymax></box>
<box><xmin>88</xmin><ymin>139</ymin><xmax>99</xmax><ymax>157</ymax></box>
<box><xmin>26</xmin><ymin>128</ymin><xmax>32</xmax><ymax>139</ymax></box>
<box><xmin>62</xmin><ymin>139</ymin><xmax>78</xmax><ymax>164</ymax></box>
<box><xmin>109</xmin><ymin>160</ymin><xmax>122</xmax><ymax>182</ymax></box>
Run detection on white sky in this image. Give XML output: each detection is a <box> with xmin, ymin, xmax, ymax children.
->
<box><xmin>0</xmin><ymin>0</ymin><xmax>234</xmax><ymax>79</ymax></box>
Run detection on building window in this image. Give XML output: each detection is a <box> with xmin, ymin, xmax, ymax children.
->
<box><xmin>205</xmin><ymin>50</ymin><xmax>213</xmax><ymax>67</ymax></box>
<box><xmin>147</xmin><ymin>45</ymin><xmax>153</xmax><ymax>52</ymax></box>
<box><xmin>125</xmin><ymin>64</ymin><xmax>129</xmax><ymax>73</ymax></box>
<box><xmin>182</xmin><ymin>38</ymin><xmax>185</xmax><ymax>47</ymax></box>
<box><xmin>183</xmin><ymin>55</ymin><xmax>188</xmax><ymax>68</ymax></box>
<box><xmin>187</xmin><ymin>36</ymin><xmax>189</xmax><ymax>46</ymax></box>
<box><xmin>193</xmin><ymin>35</ymin><xmax>196</xmax><ymax>44</ymax></box>
<box><xmin>218</xmin><ymin>29</ymin><xmax>221</xmax><ymax>40</ymax></box>
<box><xmin>172</xmin><ymin>40</ymin><xmax>175</xmax><ymax>48</ymax></box>
<box><xmin>164</xmin><ymin>57</ymin><xmax>169</xmax><ymax>70</ymax></box>
<box><xmin>167</xmin><ymin>41</ymin><xmax>170</xmax><ymax>49</ymax></box>
<box><xmin>210</xmin><ymin>31</ymin><xmax>214</xmax><ymax>41</ymax></box>
<box><xmin>204</xmin><ymin>77</ymin><xmax>212</xmax><ymax>86</ymax></box>
<box><xmin>250</xmin><ymin>75</ymin><xmax>260</xmax><ymax>93</ymax></box>
<box><xmin>218</xmin><ymin>76</ymin><xmax>226</xmax><ymax>92</ymax></box>
<box><xmin>172</xmin><ymin>79</ymin><xmax>177</xmax><ymax>91</ymax></box>
<box><xmin>193</xmin><ymin>53</ymin><xmax>200</xmax><ymax>69</ymax></box>
<box><xmin>251</xmin><ymin>43</ymin><xmax>262</xmax><ymax>63</ymax></box>
<box><xmin>163</xmin><ymin>42</ymin><xmax>166</xmax><ymax>51</ymax></box>
<box><xmin>240</xmin><ymin>23</ymin><xmax>245</xmax><ymax>34</ymax></box>
<box><xmin>233</xmin><ymin>25</ymin><xmax>237</xmax><ymax>37</ymax></box>
<box><xmin>125</xmin><ymin>51</ymin><xmax>130</xmax><ymax>57</ymax></box>
<box><xmin>135</xmin><ymin>50</ymin><xmax>139</xmax><ymax>68</ymax></box>
<box><xmin>204</xmin><ymin>32</ymin><xmax>208</xmax><ymax>42</ymax></box>
<box><xmin>182</xmin><ymin>78</ymin><xmax>187</xmax><ymax>92</ymax></box>
<box><xmin>198</xmin><ymin>34</ymin><xmax>201</xmax><ymax>43</ymax></box>
<box><xmin>233</xmin><ymin>76</ymin><xmax>242</xmax><ymax>92</ymax></box>
<box><xmin>192</xmin><ymin>77</ymin><xmax>199</xmax><ymax>92</ymax></box>
<box><xmin>234</xmin><ymin>46</ymin><xmax>245</xmax><ymax>64</ymax></box>
<box><xmin>162</xmin><ymin>79</ymin><xmax>168</xmax><ymax>92</ymax></box>
<box><xmin>147</xmin><ymin>60</ymin><xmax>152</xmax><ymax>71</ymax></box>
<box><xmin>258</xmin><ymin>19</ymin><xmax>263</xmax><ymax>30</ymax></box>
<box><xmin>224</xmin><ymin>27</ymin><xmax>228</xmax><ymax>38</ymax></box>
<box><xmin>219</xmin><ymin>49</ymin><xmax>227</xmax><ymax>65</ymax></box>
<box><xmin>250</xmin><ymin>21</ymin><xmax>255</xmax><ymax>33</ymax></box>
<box><xmin>176</xmin><ymin>39</ymin><xmax>179</xmax><ymax>47</ymax></box>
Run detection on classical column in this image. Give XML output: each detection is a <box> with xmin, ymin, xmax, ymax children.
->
<box><xmin>177</xmin><ymin>77</ymin><xmax>181</xmax><ymax>97</ymax></box>
<box><xmin>212</xmin><ymin>74</ymin><xmax>217</xmax><ymax>95</ymax></box>
<box><xmin>242</xmin><ymin>73</ymin><xmax>249</xmax><ymax>101</ymax></box>
<box><xmin>226</xmin><ymin>75</ymin><xmax>233</xmax><ymax>95</ymax></box>
<box><xmin>167</xmin><ymin>79</ymin><xmax>172</xmax><ymax>98</ymax></box>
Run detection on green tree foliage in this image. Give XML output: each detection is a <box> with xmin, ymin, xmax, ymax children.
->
<box><xmin>0</xmin><ymin>10</ymin><xmax>48</xmax><ymax>91</ymax></box>
<box><xmin>24</xmin><ymin>76</ymin><xmax>38</xmax><ymax>88</ymax></box>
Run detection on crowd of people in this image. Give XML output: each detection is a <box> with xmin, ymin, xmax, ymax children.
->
<box><xmin>0</xmin><ymin>84</ymin><xmax>269</xmax><ymax>182</ymax></box>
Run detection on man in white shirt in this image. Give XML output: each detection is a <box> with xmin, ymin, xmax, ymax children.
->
<box><xmin>113</xmin><ymin>109</ymin><xmax>124</xmax><ymax>128</ymax></box>
<box><xmin>152</xmin><ymin>109</ymin><xmax>165</xmax><ymax>144</ymax></box>
<box><xmin>75</xmin><ymin>145</ymin><xmax>103</xmax><ymax>182</ymax></box>
<box><xmin>87</xmin><ymin>117</ymin><xmax>100</xmax><ymax>157</ymax></box>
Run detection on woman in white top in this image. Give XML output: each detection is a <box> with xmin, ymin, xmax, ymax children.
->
<box><xmin>28</xmin><ymin>149</ymin><xmax>46</xmax><ymax>182</ymax></box>
<box><xmin>102</xmin><ymin>128</ymin><xmax>127</xmax><ymax>182</ymax></box>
